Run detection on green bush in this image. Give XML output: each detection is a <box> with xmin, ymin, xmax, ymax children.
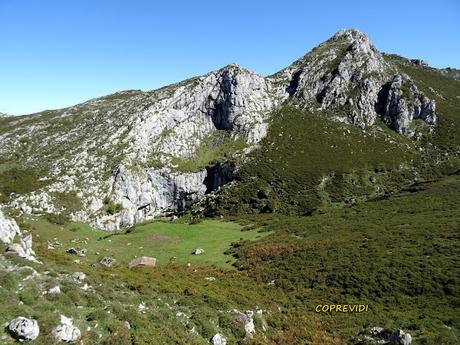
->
<box><xmin>45</xmin><ymin>213</ymin><xmax>68</xmax><ymax>225</ymax></box>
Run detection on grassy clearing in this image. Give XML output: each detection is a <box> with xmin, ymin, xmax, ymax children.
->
<box><xmin>24</xmin><ymin>218</ymin><xmax>267</xmax><ymax>268</ymax></box>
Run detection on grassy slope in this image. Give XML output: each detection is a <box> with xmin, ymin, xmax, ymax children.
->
<box><xmin>204</xmin><ymin>105</ymin><xmax>421</xmax><ymax>216</ymax></box>
<box><xmin>386</xmin><ymin>55</ymin><xmax>460</xmax><ymax>154</ymax></box>
<box><xmin>228</xmin><ymin>174</ymin><xmax>460</xmax><ymax>344</ymax></box>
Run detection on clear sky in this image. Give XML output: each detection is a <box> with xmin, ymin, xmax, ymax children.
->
<box><xmin>0</xmin><ymin>0</ymin><xmax>459</xmax><ymax>115</ymax></box>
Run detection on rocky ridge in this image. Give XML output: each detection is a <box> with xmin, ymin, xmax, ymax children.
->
<box><xmin>0</xmin><ymin>29</ymin><xmax>438</xmax><ymax>230</ymax></box>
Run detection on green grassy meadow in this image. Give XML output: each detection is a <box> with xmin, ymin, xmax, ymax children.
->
<box><xmin>25</xmin><ymin>218</ymin><xmax>267</xmax><ymax>268</ymax></box>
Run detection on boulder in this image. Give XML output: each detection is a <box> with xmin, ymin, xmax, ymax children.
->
<box><xmin>234</xmin><ymin>310</ymin><xmax>255</xmax><ymax>336</ymax></box>
<box><xmin>7</xmin><ymin>317</ymin><xmax>39</xmax><ymax>342</ymax></box>
<box><xmin>192</xmin><ymin>248</ymin><xmax>205</xmax><ymax>255</ymax></box>
<box><xmin>390</xmin><ymin>329</ymin><xmax>412</xmax><ymax>345</ymax></box>
<box><xmin>129</xmin><ymin>256</ymin><xmax>156</xmax><ymax>268</ymax></box>
<box><xmin>72</xmin><ymin>272</ymin><xmax>86</xmax><ymax>281</ymax></box>
<box><xmin>92</xmin><ymin>256</ymin><xmax>117</xmax><ymax>268</ymax></box>
<box><xmin>52</xmin><ymin>315</ymin><xmax>81</xmax><ymax>343</ymax></box>
<box><xmin>211</xmin><ymin>333</ymin><xmax>227</xmax><ymax>345</ymax></box>
<box><xmin>48</xmin><ymin>285</ymin><xmax>61</xmax><ymax>294</ymax></box>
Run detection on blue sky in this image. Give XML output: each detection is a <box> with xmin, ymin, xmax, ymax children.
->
<box><xmin>0</xmin><ymin>0</ymin><xmax>459</xmax><ymax>115</ymax></box>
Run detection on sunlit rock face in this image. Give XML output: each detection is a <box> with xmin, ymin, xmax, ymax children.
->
<box><xmin>0</xmin><ymin>29</ymin><xmax>436</xmax><ymax>230</ymax></box>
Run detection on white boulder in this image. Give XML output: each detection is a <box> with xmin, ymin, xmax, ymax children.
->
<box><xmin>211</xmin><ymin>333</ymin><xmax>227</xmax><ymax>345</ymax></box>
<box><xmin>7</xmin><ymin>317</ymin><xmax>39</xmax><ymax>342</ymax></box>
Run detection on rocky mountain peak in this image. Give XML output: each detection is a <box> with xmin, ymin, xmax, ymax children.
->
<box><xmin>332</xmin><ymin>28</ymin><xmax>371</xmax><ymax>43</ymax></box>
<box><xmin>269</xmin><ymin>29</ymin><xmax>436</xmax><ymax>131</ymax></box>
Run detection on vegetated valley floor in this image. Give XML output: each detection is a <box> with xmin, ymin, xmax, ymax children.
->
<box><xmin>1</xmin><ymin>174</ymin><xmax>459</xmax><ymax>344</ymax></box>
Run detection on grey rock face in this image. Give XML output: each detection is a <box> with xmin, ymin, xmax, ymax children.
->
<box><xmin>378</xmin><ymin>74</ymin><xmax>436</xmax><ymax>136</ymax></box>
<box><xmin>0</xmin><ymin>209</ymin><xmax>40</xmax><ymax>263</ymax></box>
<box><xmin>270</xmin><ymin>29</ymin><xmax>436</xmax><ymax>132</ymax></box>
<box><xmin>52</xmin><ymin>315</ymin><xmax>81</xmax><ymax>343</ymax></box>
<box><xmin>270</xmin><ymin>29</ymin><xmax>392</xmax><ymax>127</ymax></box>
<box><xmin>7</xmin><ymin>317</ymin><xmax>40</xmax><ymax>342</ymax></box>
<box><xmin>0</xmin><ymin>209</ymin><xmax>21</xmax><ymax>244</ymax></box>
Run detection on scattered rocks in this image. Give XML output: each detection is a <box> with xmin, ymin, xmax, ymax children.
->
<box><xmin>410</xmin><ymin>59</ymin><xmax>428</xmax><ymax>67</ymax></box>
<box><xmin>204</xmin><ymin>276</ymin><xmax>216</xmax><ymax>281</ymax></box>
<box><xmin>7</xmin><ymin>317</ymin><xmax>39</xmax><ymax>342</ymax></box>
<box><xmin>211</xmin><ymin>333</ymin><xmax>227</xmax><ymax>345</ymax></box>
<box><xmin>129</xmin><ymin>256</ymin><xmax>156</xmax><ymax>268</ymax></box>
<box><xmin>357</xmin><ymin>327</ymin><xmax>412</xmax><ymax>345</ymax></box>
<box><xmin>52</xmin><ymin>315</ymin><xmax>81</xmax><ymax>343</ymax></box>
<box><xmin>92</xmin><ymin>257</ymin><xmax>117</xmax><ymax>268</ymax></box>
<box><xmin>47</xmin><ymin>240</ymin><xmax>62</xmax><ymax>249</ymax></box>
<box><xmin>192</xmin><ymin>248</ymin><xmax>205</xmax><ymax>255</ymax></box>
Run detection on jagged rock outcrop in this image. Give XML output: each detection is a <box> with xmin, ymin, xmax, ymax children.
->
<box><xmin>0</xmin><ymin>209</ymin><xmax>21</xmax><ymax>244</ymax></box>
<box><xmin>0</xmin><ymin>29</ymin><xmax>439</xmax><ymax>230</ymax></box>
<box><xmin>52</xmin><ymin>315</ymin><xmax>81</xmax><ymax>343</ymax></box>
<box><xmin>269</xmin><ymin>29</ymin><xmax>436</xmax><ymax>133</ymax></box>
<box><xmin>0</xmin><ymin>209</ymin><xmax>40</xmax><ymax>263</ymax></box>
<box><xmin>439</xmin><ymin>67</ymin><xmax>460</xmax><ymax>80</ymax></box>
<box><xmin>377</xmin><ymin>74</ymin><xmax>436</xmax><ymax>136</ymax></box>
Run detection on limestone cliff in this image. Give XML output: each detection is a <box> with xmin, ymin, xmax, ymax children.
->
<box><xmin>0</xmin><ymin>29</ymin><xmax>440</xmax><ymax>230</ymax></box>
